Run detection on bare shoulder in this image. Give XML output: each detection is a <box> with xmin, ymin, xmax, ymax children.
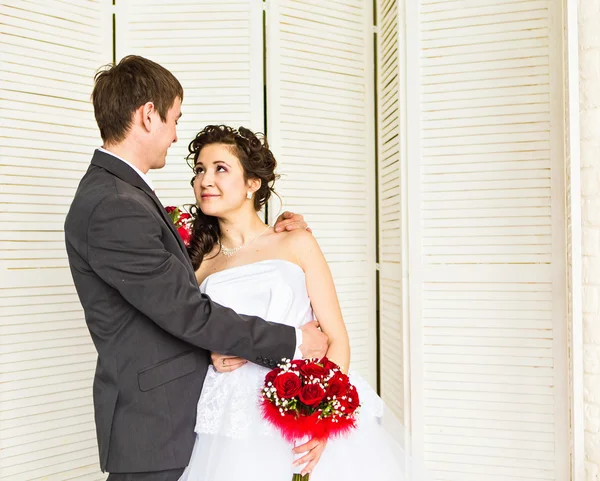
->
<box><xmin>278</xmin><ymin>228</ymin><xmax>319</xmax><ymax>252</ymax></box>
<box><xmin>276</xmin><ymin>229</ymin><xmax>323</xmax><ymax>269</ymax></box>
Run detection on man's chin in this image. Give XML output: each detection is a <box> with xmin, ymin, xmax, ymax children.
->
<box><xmin>150</xmin><ymin>156</ymin><xmax>167</xmax><ymax>170</ymax></box>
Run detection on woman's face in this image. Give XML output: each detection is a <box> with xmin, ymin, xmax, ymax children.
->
<box><xmin>193</xmin><ymin>143</ymin><xmax>256</xmax><ymax>217</ymax></box>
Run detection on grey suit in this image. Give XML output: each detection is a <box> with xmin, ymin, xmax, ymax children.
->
<box><xmin>64</xmin><ymin>150</ymin><xmax>295</xmax><ymax>477</ymax></box>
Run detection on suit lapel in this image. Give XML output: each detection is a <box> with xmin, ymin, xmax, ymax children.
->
<box><xmin>90</xmin><ymin>150</ymin><xmax>190</xmax><ymax>256</ymax></box>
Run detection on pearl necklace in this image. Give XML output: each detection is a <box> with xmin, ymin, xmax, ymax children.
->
<box><xmin>219</xmin><ymin>225</ymin><xmax>271</xmax><ymax>257</ymax></box>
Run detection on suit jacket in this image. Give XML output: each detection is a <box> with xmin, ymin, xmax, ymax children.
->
<box><xmin>64</xmin><ymin>150</ymin><xmax>296</xmax><ymax>473</ymax></box>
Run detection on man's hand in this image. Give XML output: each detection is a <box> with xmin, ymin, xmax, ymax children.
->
<box><xmin>211</xmin><ymin>352</ymin><xmax>247</xmax><ymax>373</ymax></box>
<box><xmin>299</xmin><ymin>321</ymin><xmax>328</xmax><ymax>359</ymax></box>
<box><xmin>293</xmin><ymin>438</ymin><xmax>327</xmax><ymax>475</ymax></box>
<box><xmin>274</xmin><ymin>211</ymin><xmax>312</xmax><ymax>233</ymax></box>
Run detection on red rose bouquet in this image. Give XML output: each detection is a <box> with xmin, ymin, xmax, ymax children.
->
<box><xmin>165</xmin><ymin>206</ymin><xmax>193</xmax><ymax>247</ymax></box>
<box><xmin>261</xmin><ymin>357</ymin><xmax>360</xmax><ymax>480</ymax></box>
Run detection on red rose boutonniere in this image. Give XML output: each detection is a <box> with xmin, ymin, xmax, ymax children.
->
<box><xmin>165</xmin><ymin>206</ymin><xmax>193</xmax><ymax>247</ymax></box>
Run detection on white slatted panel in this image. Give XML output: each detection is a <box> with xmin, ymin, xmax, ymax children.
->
<box><xmin>266</xmin><ymin>0</ymin><xmax>377</xmax><ymax>385</ymax></box>
<box><xmin>0</xmin><ymin>0</ymin><xmax>110</xmax><ymax>479</ymax></box>
<box><xmin>117</xmin><ymin>0</ymin><xmax>264</xmax><ymax>207</ymax></box>
<box><xmin>407</xmin><ymin>1</ymin><xmax>568</xmax><ymax>480</ymax></box>
<box><xmin>376</xmin><ymin>0</ymin><xmax>406</xmax><ymax>421</ymax></box>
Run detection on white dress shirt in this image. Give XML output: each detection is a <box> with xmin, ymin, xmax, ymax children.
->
<box><xmin>97</xmin><ymin>147</ymin><xmax>304</xmax><ymax>359</ymax></box>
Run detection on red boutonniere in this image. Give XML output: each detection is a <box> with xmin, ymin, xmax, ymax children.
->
<box><xmin>165</xmin><ymin>206</ymin><xmax>193</xmax><ymax>247</ymax></box>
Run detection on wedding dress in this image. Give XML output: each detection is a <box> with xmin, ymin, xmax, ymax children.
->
<box><xmin>179</xmin><ymin>259</ymin><xmax>426</xmax><ymax>481</ymax></box>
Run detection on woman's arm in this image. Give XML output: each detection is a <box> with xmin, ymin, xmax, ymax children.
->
<box><xmin>288</xmin><ymin>230</ymin><xmax>350</xmax><ymax>373</ymax></box>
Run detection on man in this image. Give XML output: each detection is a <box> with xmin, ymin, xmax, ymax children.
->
<box><xmin>64</xmin><ymin>55</ymin><xmax>328</xmax><ymax>481</ymax></box>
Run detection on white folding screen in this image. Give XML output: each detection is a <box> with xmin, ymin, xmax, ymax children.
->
<box><xmin>116</xmin><ymin>0</ymin><xmax>265</xmax><ymax>207</ymax></box>
<box><xmin>404</xmin><ymin>1</ymin><xmax>569</xmax><ymax>480</ymax></box>
<box><xmin>2</xmin><ymin>0</ymin><xmax>387</xmax><ymax>478</ymax></box>
<box><xmin>265</xmin><ymin>0</ymin><xmax>377</xmax><ymax>386</ymax></box>
<box><xmin>375</xmin><ymin>0</ymin><xmax>408</xmax><ymax>422</ymax></box>
<box><xmin>0</xmin><ymin>1</ymin><xmax>110</xmax><ymax>479</ymax></box>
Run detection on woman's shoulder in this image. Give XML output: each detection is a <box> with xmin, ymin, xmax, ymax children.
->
<box><xmin>278</xmin><ymin>227</ymin><xmax>318</xmax><ymax>249</ymax></box>
<box><xmin>275</xmin><ymin>229</ymin><xmax>323</xmax><ymax>268</ymax></box>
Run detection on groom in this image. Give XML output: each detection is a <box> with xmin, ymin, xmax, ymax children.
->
<box><xmin>64</xmin><ymin>55</ymin><xmax>328</xmax><ymax>481</ymax></box>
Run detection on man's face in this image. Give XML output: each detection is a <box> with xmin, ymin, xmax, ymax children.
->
<box><xmin>150</xmin><ymin>96</ymin><xmax>181</xmax><ymax>169</ymax></box>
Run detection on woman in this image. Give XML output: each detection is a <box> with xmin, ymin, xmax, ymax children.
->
<box><xmin>178</xmin><ymin>125</ymin><xmax>424</xmax><ymax>481</ymax></box>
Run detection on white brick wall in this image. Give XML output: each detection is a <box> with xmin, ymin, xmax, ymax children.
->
<box><xmin>580</xmin><ymin>0</ymin><xmax>600</xmax><ymax>479</ymax></box>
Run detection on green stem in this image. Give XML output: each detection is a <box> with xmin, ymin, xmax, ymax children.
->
<box><xmin>291</xmin><ymin>474</ymin><xmax>310</xmax><ymax>481</ymax></box>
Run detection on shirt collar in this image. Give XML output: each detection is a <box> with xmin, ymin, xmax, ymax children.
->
<box><xmin>98</xmin><ymin>147</ymin><xmax>155</xmax><ymax>192</ymax></box>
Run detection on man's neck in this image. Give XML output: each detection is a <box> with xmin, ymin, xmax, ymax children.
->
<box><xmin>102</xmin><ymin>141</ymin><xmax>149</xmax><ymax>174</ymax></box>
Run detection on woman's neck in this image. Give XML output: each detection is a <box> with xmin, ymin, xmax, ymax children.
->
<box><xmin>218</xmin><ymin>210</ymin><xmax>268</xmax><ymax>248</ymax></box>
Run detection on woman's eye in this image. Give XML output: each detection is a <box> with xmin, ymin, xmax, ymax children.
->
<box><xmin>217</xmin><ymin>166</ymin><xmax>227</xmax><ymax>172</ymax></box>
<box><xmin>194</xmin><ymin>167</ymin><xmax>204</xmax><ymax>174</ymax></box>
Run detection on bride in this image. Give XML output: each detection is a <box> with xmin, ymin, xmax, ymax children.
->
<box><xmin>178</xmin><ymin>125</ymin><xmax>425</xmax><ymax>481</ymax></box>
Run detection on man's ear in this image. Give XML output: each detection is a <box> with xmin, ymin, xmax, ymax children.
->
<box><xmin>140</xmin><ymin>102</ymin><xmax>155</xmax><ymax>132</ymax></box>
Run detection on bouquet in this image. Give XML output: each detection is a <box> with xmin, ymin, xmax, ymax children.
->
<box><xmin>165</xmin><ymin>206</ymin><xmax>193</xmax><ymax>247</ymax></box>
<box><xmin>261</xmin><ymin>357</ymin><xmax>360</xmax><ymax>481</ymax></box>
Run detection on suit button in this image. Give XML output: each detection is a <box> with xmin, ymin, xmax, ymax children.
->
<box><xmin>256</xmin><ymin>356</ymin><xmax>263</xmax><ymax>362</ymax></box>
<box><xmin>269</xmin><ymin>360</ymin><xmax>276</xmax><ymax>367</ymax></box>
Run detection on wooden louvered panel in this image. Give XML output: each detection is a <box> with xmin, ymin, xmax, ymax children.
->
<box><xmin>118</xmin><ymin>0</ymin><xmax>264</xmax><ymax>207</ymax></box>
<box><xmin>266</xmin><ymin>0</ymin><xmax>377</xmax><ymax>385</ymax></box>
<box><xmin>416</xmin><ymin>273</ymin><xmax>565</xmax><ymax>481</ymax></box>
<box><xmin>0</xmin><ymin>273</ymin><xmax>101</xmax><ymax>481</ymax></box>
<box><xmin>0</xmin><ymin>1</ymin><xmax>108</xmax><ymax>270</ymax></box>
<box><xmin>407</xmin><ymin>1</ymin><xmax>568</xmax><ymax>480</ymax></box>
<box><xmin>0</xmin><ymin>1</ymin><xmax>110</xmax><ymax>479</ymax></box>
<box><xmin>376</xmin><ymin>0</ymin><xmax>405</xmax><ymax>422</ymax></box>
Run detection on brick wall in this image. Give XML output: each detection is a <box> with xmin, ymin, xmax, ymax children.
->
<box><xmin>580</xmin><ymin>0</ymin><xmax>600</xmax><ymax>479</ymax></box>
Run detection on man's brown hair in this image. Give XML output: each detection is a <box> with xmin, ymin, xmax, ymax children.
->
<box><xmin>92</xmin><ymin>55</ymin><xmax>183</xmax><ymax>144</ymax></box>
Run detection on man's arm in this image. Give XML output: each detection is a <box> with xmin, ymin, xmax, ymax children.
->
<box><xmin>87</xmin><ymin>194</ymin><xmax>295</xmax><ymax>366</ymax></box>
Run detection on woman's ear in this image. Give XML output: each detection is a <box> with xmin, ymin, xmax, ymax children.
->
<box><xmin>247</xmin><ymin>178</ymin><xmax>261</xmax><ymax>195</ymax></box>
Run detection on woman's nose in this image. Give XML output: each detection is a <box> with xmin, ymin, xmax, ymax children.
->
<box><xmin>201</xmin><ymin>171</ymin><xmax>214</xmax><ymax>187</ymax></box>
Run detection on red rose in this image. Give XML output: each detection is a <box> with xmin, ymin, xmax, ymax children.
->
<box><xmin>165</xmin><ymin>206</ymin><xmax>176</xmax><ymax>213</ymax></box>
<box><xmin>325</xmin><ymin>375</ymin><xmax>347</xmax><ymax>398</ymax></box>
<box><xmin>299</xmin><ymin>383</ymin><xmax>326</xmax><ymax>407</ymax></box>
<box><xmin>290</xmin><ymin>359</ymin><xmax>305</xmax><ymax>370</ymax></box>
<box><xmin>265</xmin><ymin>367</ymin><xmax>282</xmax><ymax>385</ymax></box>
<box><xmin>300</xmin><ymin>362</ymin><xmax>326</xmax><ymax>379</ymax></box>
<box><xmin>179</xmin><ymin>212</ymin><xmax>192</xmax><ymax>221</ymax></box>
<box><xmin>273</xmin><ymin>372</ymin><xmax>301</xmax><ymax>399</ymax></box>
<box><xmin>341</xmin><ymin>385</ymin><xmax>360</xmax><ymax>414</ymax></box>
<box><xmin>335</xmin><ymin>372</ymin><xmax>350</xmax><ymax>385</ymax></box>
<box><xmin>321</xmin><ymin>357</ymin><xmax>338</xmax><ymax>371</ymax></box>
<box><xmin>177</xmin><ymin>226</ymin><xmax>192</xmax><ymax>246</ymax></box>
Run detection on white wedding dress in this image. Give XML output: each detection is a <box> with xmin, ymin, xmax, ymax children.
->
<box><xmin>179</xmin><ymin>259</ymin><xmax>426</xmax><ymax>481</ymax></box>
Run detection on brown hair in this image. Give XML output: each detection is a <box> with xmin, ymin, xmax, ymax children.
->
<box><xmin>186</xmin><ymin>125</ymin><xmax>279</xmax><ymax>270</ymax></box>
<box><xmin>92</xmin><ymin>55</ymin><xmax>183</xmax><ymax>144</ymax></box>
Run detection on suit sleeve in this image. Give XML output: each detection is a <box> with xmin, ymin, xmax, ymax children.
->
<box><xmin>87</xmin><ymin>194</ymin><xmax>296</xmax><ymax>366</ymax></box>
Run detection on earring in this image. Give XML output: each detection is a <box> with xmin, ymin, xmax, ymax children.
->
<box><xmin>247</xmin><ymin>191</ymin><xmax>252</xmax><ymax>199</ymax></box>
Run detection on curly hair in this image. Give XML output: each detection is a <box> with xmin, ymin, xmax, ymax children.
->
<box><xmin>186</xmin><ymin>125</ymin><xmax>279</xmax><ymax>270</ymax></box>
